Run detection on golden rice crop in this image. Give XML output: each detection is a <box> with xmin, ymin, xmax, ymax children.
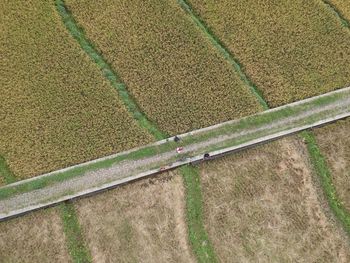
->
<box><xmin>0</xmin><ymin>0</ymin><xmax>152</xmax><ymax>179</ymax></box>
<box><xmin>65</xmin><ymin>0</ymin><xmax>263</xmax><ymax>135</ymax></box>
<box><xmin>188</xmin><ymin>0</ymin><xmax>350</xmax><ymax>107</ymax></box>
<box><xmin>327</xmin><ymin>0</ymin><xmax>350</xmax><ymax>20</ymax></box>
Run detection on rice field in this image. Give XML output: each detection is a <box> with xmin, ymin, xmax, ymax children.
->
<box><xmin>73</xmin><ymin>171</ymin><xmax>195</xmax><ymax>263</ymax></box>
<box><xmin>1</xmin><ymin>0</ymin><xmax>350</xmax><ymax>262</ymax></box>
<box><xmin>0</xmin><ymin>0</ymin><xmax>152</xmax><ymax>179</ymax></box>
<box><xmin>187</xmin><ymin>0</ymin><xmax>350</xmax><ymax>106</ymax></box>
<box><xmin>65</xmin><ymin>0</ymin><xmax>263</xmax><ymax>135</ymax></box>
<box><xmin>0</xmin><ymin>208</ymin><xmax>71</xmax><ymax>263</ymax></box>
<box><xmin>314</xmin><ymin>119</ymin><xmax>350</xmax><ymax>213</ymax></box>
<box><xmin>326</xmin><ymin>0</ymin><xmax>350</xmax><ymax>21</ymax></box>
<box><xmin>199</xmin><ymin>137</ymin><xmax>350</xmax><ymax>262</ymax></box>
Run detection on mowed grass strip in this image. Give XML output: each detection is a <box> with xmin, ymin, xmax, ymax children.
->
<box><xmin>0</xmin><ymin>0</ymin><xmax>152</xmax><ymax>179</ymax></box>
<box><xmin>0</xmin><ymin>156</ymin><xmax>16</xmax><ymax>184</ymax></box>
<box><xmin>312</xmin><ymin>120</ymin><xmax>350</xmax><ymax>221</ymax></box>
<box><xmin>0</xmin><ymin>208</ymin><xmax>72</xmax><ymax>263</ymax></box>
<box><xmin>180</xmin><ymin>165</ymin><xmax>218</xmax><ymax>263</ymax></box>
<box><xmin>60</xmin><ymin>203</ymin><xmax>92</xmax><ymax>263</ymax></box>
<box><xmin>199</xmin><ymin>137</ymin><xmax>350</xmax><ymax>262</ymax></box>
<box><xmin>187</xmin><ymin>0</ymin><xmax>350</xmax><ymax>107</ymax></box>
<box><xmin>73</xmin><ymin>171</ymin><xmax>196</xmax><ymax>263</ymax></box>
<box><xmin>65</xmin><ymin>0</ymin><xmax>263</xmax><ymax>135</ymax></box>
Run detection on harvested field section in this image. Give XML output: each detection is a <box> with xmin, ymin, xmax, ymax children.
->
<box><xmin>74</xmin><ymin>171</ymin><xmax>195</xmax><ymax>263</ymax></box>
<box><xmin>0</xmin><ymin>0</ymin><xmax>152</xmax><ymax>179</ymax></box>
<box><xmin>314</xmin><ymin>119</ymin><xmax>350</xmax><ymax>212</ymax></box>
<box><xmin>65</xmin><ymin>0</ymin><xmax>263</xmax><ymax>135</ymax></box>
<box><xmin>199</xmin><ymin>137</ymin><xmax>350</xmax><ymax>262</ymax></box>
<box><xmin>188</xmin><ymin>0</ymin><xmax>350</xmax><ymax>106</ymax></box>
<box><xmin>0</xmin><ymin>208</ymin><xmax>71</xmax><ymax>263</ymax></box>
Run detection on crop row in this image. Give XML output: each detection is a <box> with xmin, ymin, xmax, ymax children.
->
<box><xmin>187</xmin><ymin>0</ymin><xmax>350</xmax><ymax>107</ymax></box>
<box><xmin>65</xmin><ymin>0</ymin><xmax>263</xmax><ymax>135</ymax></box>
<box><xmin>0</xmin><ymin>0</ymin><xmax>152</xmax><ymax>178</ymax></box>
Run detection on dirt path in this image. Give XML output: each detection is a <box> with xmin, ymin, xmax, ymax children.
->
<box><xmin>0</xmin><ymin>87</ymin><xmax>350</xmax><ymax>220</ymax></box>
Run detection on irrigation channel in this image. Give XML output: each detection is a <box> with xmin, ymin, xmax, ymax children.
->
<box><xmin>0</xmin><ymin>86</ymin><xmax>350</xmax><ymax>220</ymax></box>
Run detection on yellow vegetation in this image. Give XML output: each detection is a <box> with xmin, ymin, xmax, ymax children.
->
<box><xmin>0</xmin><ymin>0</ymin><xmax>152</xmax><ymax>178</ymax></box>
<box><xmin>327</xmin><ymin>0</ymin><xmax>350</xmax><ymax>20</ymax></box>
<box><xmin>188</xmin><ymin>0</ymin><xmax>350</xmax><ymax>106</ymax></box>
<box><xmin>65</xmin><ymin>0</ymin><xmax>263</xmax><ymax>135</ymax></box>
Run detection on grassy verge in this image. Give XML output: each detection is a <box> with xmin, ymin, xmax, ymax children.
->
<box><xmin>176</xmin><ymin>0</ymin><xmax>268</xmax><ymax>110</ymax></box>
<box><xmin>55</xmin><ymin>0</ymin><xmax>165</xmax><ymax>140</ymax></box>
<box><xmin>301</xmin><ymin>131</ymin><xmax>350</xmax><ymax>236</ymax></box>
<box><xmin>180</xmin><ymin>165</ymin><xmax>218</xmax><ymax>263</ymax></box>
<box><xmin>60</xmin><ymin>202</ymin><xmax>92</xmax><ymax>263</ymax></box>
<box><xmin>0</xmin><ymin>156</ymin><xmax>17</xmax><ymax>184</ymax></box>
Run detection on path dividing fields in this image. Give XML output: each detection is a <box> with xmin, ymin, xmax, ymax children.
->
<box><xmin>1</xmin><ymin>86</ymin><xmax>350</xmax><ymax>220</ymax></box>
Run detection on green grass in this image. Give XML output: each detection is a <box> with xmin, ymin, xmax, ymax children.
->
<box><xmin>301</xmin><ymin>131</ymin><xmax>350</xmax><ymax>236</ymax></box>
<box><xmin>0</xmin><ymin>156</ymin><xmax>17</xmax><ymax>184</ymax></box>
<box><xmin>180</xmin><ymin>165</ymin><xmax>218</xmax><ymax>263</ymax></box>
<box><xmin>60</xmin><ymin>203</ymin><xmax>92</xmax><ymax>263</ymax></box>
<box><xmin>55</xmin><ymin>0</ymin><xmax>166</xmax><ymax>140</ymax></box>
<box><xmin>176</xmin><ymin>0</ymin><xmax>268</xmax><ymax>110</ymax></box>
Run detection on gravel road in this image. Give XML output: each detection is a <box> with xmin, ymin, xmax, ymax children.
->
<box><xmin>1</xmin><ymin>89</ymin><xmax>350</xmax><ymax>220</ymax></box>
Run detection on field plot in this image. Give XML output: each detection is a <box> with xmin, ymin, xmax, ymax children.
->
<box><xmin>0</xmin><ymin>208</ymin><xmax>71</xmax><ymax>263</ymax></box>
<box><xmin>65</xmin><ymin>0</ymin><xmax>263</xmax><ymax>135</ymax></box>
<box><xmin>73</xmin><ymin>171</ymin><xmax>195</xmax><ymax>263</ymax></box>
<box><xmin>0</xmin><ymin>0</ymin><xmax>152</xmax><ymax>179</ymax></box>
<box><xmin>199</xmin><ymin>137</ymin><xmax>350</xmax><ymax>262</ymax></box>
<box><xmin>187</xmin><ymin>0</ymin><xmax>350</xmax><ymax>106</ymax></box>
<box><xmin>314</xmin><ymin>119</ymin><xmax>350</xmax><ymax>213</ymax></box>
<box><xmin>326</xmin><ymin>0</ymin><xmax>350</xmax><ymax>21</ymax></box>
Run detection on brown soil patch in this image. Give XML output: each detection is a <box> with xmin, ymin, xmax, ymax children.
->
<box><xmin>0</xmin><ymin>208</ymin><xmax>71</xmax><ymax>263</ymax></box>
<box><xmin>74</xmin><ymin>171</ymin><xmax>195</xmax><ymax>263</ymax></box>
<box><xmin>199</xmin><ymin>136</ymin><xmax>350</xmax><ymax>263</ymax></box>
<box><xmin>314</xmin><ymin>118</ymin><xmax>350</xmax><ymax>212</ymax></box>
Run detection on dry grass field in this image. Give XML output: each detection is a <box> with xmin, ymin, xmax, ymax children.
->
<box><xmin>314</xmin><ymin>119</ymin><xmax>350</xmax><ymax>213</ymax></box>
<box><xmin>188</xmin><ymin>0</ymin><xmax>350</xmax><ymax>106</ymax></box>
<box><xmin>0</xmin><ymin>208</ymin><xmax>71</xmax><ymax>263</ymax></box>
<box><xmin>73</xmin><ymin>171</ymin><xmax>195</xmax><ymax>263</ymax></box>
<box><xmin>65</xmin><ymin>0</ymin><xmax>263</xmax><ymax>135</ymax></box>
<box><xmin>199</xmin><ymin>137</ymin><xmax>350</xmax><ymax>262</ymax></box>
<box><xmin>0</xmin><ymin>0</ymin><xmax>152</xmax><ymax>179</ymax></box>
